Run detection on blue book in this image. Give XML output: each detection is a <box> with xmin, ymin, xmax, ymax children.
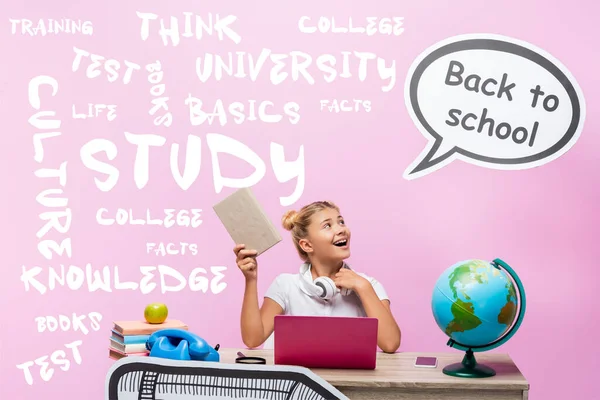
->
<box><xmin>111</xmin><ymin>329</ymin><xmax>149</xmax><ymax>344</ymax></box>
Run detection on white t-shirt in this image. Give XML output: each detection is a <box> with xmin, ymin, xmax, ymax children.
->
<box><xmin>262</xmin><ymin>263</ymin><xmax>390</xmax><ymax>349</ymax></box>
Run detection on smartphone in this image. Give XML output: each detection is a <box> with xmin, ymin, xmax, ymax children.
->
<box><xmin>414</xmin><ymin>356</ymin><xmax>438</xmax><ymax>368</ymax></box>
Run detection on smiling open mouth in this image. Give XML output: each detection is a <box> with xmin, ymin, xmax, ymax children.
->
<box><xmin>333</xmin><ymin>239</ymin><xmax>348</xmax><ymax>247</ymax></box>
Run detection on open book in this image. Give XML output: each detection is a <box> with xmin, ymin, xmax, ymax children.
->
<box><xmin>213</xmin><ymin>187</ymin><xmax>282</xmax><ymax>255</ymax></box>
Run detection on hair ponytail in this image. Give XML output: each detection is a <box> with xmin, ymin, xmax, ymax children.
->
<box><xmin>282</xmin><ymin>201</ymin><xmax>339</xmax><ymax>261</ymax></box>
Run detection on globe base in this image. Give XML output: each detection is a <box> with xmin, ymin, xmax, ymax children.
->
<box><xmin>443</xmin><ymin>349</ymin><xmax>496</xmax><ymax>378</ymax></box>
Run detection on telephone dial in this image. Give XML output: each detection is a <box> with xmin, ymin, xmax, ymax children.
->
<box><xmin>146</xmin><ymin>329</ymin><xmax>220</xmax><ymax>362</ymax></box>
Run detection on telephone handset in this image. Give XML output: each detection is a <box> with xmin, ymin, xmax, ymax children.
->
<box><xmin>146</xmin><ymin>328</ymin><xmax>220</xmax><ymax>362</ymax></box>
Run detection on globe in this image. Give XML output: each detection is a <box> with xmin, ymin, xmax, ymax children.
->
<box><xmin>431</xmin><ymin>258</ymin><xmax>526</xmax><ymax>378</ymax></box>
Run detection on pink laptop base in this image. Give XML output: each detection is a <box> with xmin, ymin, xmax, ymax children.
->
<box><xmin>273</xmin><ymin>315</ymin><xmax>378</xmax><ymax>369</ymax></box>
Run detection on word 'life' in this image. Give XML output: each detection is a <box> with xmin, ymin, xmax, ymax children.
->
<box><xmin>72</xmin><ymin>103</ymin><xmax>117</xmax><ymax>121</ymax></box>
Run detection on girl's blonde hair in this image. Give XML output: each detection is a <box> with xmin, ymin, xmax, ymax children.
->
<box><xmin>281</xmin><ymin>200</ymin><xmax>340</xmax><ymax>261</ymax></box>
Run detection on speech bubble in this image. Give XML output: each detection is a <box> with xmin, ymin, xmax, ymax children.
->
<box><xmin>403</xmin><ymin>33</ymin><xmax>586</xmax><ymax>180</ymax></box>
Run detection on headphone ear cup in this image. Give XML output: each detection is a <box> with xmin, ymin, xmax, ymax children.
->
<box><xmin>314</xmin><ymin>277</ymin><xmax>337</xmax><ymax>301</ymax></box>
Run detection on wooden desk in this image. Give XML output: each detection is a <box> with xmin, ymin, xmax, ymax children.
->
<box><xmin>221</xmin><ymin>349</ymin><xmax>529</xmax><ymax>400</ymax></box>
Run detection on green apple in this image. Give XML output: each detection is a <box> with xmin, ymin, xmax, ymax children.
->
<box><xmin>144</xmin><ymin>302</ymin><xmax>168</xmax><ymax>324</ymax></box>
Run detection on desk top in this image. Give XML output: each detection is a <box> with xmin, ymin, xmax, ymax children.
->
<box><xmin>219</xmin><ymin>349</ymin><xmax>529</xmax><ymax>391</ymax></box>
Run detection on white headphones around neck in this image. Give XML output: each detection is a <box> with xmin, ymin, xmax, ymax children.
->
<box><xmin>299</xmin><ymin>263</ymin><xmax>352</xmax><ymax>301</ymax></box>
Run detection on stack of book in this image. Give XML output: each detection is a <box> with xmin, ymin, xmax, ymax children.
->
<box><xmin>109</xmin><ymin>319</ymin><xmax>188</xmax><ymax>360</ymax></box>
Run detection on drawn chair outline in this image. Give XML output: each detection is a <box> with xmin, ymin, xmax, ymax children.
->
<box><xmin>105</xmin><ymin>357</ymin><xmax>348</xmax><ymax>400</ymax></box>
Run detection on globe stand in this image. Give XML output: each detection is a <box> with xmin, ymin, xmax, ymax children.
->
<box><xmin>443</xmin><ymin>349</ymin><xmax>496</xmax><ymax>378</ymax></box>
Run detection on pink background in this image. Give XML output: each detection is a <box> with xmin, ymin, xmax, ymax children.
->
<box><xmin>1</xmin><ymin>1</ymin><xmax>598</xmax><ymax>399</ymax></box>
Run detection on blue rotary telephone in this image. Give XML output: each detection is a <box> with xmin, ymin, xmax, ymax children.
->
<box><xmin>146</xmin><ymin>329</ymin><xmax>220</xmax><ymax>362</ymax></box>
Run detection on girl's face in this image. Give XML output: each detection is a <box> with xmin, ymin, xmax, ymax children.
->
<box><xmin>301</xmin><ymin>207</ymin><xmax>351</xmax><ymax>263</ymax></box>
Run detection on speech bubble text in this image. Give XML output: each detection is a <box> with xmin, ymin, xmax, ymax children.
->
<box><xmin>403</xmin><ymin>33</ymin><xmax>586</xmax><ymax>180</ymax></box>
